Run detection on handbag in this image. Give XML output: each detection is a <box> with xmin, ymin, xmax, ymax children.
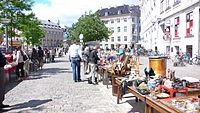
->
<box><xmin>20</xmin><ymin>50</ymin><xmax>28</xmax><ymax>61</ymax></box>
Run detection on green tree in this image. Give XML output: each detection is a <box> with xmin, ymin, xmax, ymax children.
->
<box><xmin>68</xmin><ymin>12</ymin><xmax>111</xmax><ymax>43</ymax></box>
<box><xmin>19</xmin><ymin>15</ymin><xmax>44</xmax><ymax>46</ymax></box>
<box><xmin>0</xmin><ymin>0</ymin><xmax>34</xmax><ymax>47</ymax></box>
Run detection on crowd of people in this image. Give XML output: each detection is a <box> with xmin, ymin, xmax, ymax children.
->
<box><xmin>68</xmin><ymin>40</ymin><xmax>140</xmax><ymax>85</ymax></box>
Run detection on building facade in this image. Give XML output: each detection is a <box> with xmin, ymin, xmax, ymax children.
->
<box><xmin>97</xmin><ymin>5</ymin><xmax>141</xmax><ymax>50</ymax></box>
<box><xmin>140</xmin><ymin>0</ymin><xmax>200</xmax><ymax>57</ymax></box>
<box><xmin>40</xmin><ymin>20</ymin><xmax>64</xmax><ymax>49</ymax></box>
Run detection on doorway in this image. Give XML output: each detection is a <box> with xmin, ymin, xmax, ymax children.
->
<box><xmin>186</xmin><ymin>45</ymin><xmax>193</xmax><ymax>58</ymax></box>
<box><xmin>175</xmin><ymin>46</ymin><xmax>179</xmax><ymax>54</ymax></box>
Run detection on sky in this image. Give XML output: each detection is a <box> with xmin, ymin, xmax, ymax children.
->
<box><xmin>32</xmin><ymin>0</ymin><xmax>140</xmax><ymax>27</ymax></box>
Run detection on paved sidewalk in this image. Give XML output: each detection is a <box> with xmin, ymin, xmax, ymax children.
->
<box><xmin>2</xmin><ymin>56</ymin><xmax>135</xmax><ymax>113</ymax></box>
<box><xmin>3</xmin><ymin>56</ymin><xmax>199</xmax><ymax>113</ymax></box>
<box><xmin>139</xmin><ymin>57</ymin><xmax>200</xmax><ymax>79</ymax></box>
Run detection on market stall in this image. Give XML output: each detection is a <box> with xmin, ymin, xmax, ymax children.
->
<box><xmin>97</xmin><ymin>50</ymin><xmax>139</xmax><ymax>95</ymax></box>
<box><xmin>112</xmin><ymin>55</ymin><xmax>200</xmax><ymax>113</ymax></box>
<box><xmin>4</xmin><ymin>51</ymin><xmax>17</xmax><ymax>82</ymax></box>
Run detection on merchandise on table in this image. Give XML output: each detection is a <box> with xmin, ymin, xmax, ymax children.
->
<box><xmin>160</xmin><ymin>96</ymin><xmax>200</xmax><ymax>113</ymax></box>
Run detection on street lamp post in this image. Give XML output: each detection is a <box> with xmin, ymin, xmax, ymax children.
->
<box><xmin>79</xmin><ymin>34</ymin><xmax>83</xmax><ymax>49</ymax></box>
<box><xmin>79</xmin><ymin>34</ymin><xmax>83</xmax><ymax>43</ymax></box>
<box><xmin>0</xmin><ymin>18</ymin><xmax>11</xmax><ymax>52</ymax></box>
<box><xmin>5</xmin><ymin>24</ymin><xmax>8</xmax><ymax>52</ymax></box>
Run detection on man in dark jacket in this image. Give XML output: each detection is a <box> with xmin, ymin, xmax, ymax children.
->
<box><xmin>0</xmin><ymin>33</ymin><xmax>9</xmax><ymax>109</ymax></box>
<box><xmin>88</xmin><ymin>45</ymin><xmax>100</xmax><ymax>84</ymax></box>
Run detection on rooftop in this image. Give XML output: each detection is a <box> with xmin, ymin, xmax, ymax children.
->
<box><xmin>39</xmin><ymin>19</ymin><xmax>62</xmax><ymax>30</ymax></box>
<box><xmin>97</xmin><ymin>5</ymin><xmax>140</xmax><ymax>17</ymax></box>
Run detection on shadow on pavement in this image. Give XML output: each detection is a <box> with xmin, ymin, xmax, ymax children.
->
<box><xmin>127</xmin><ymin>99</ymin><xmax>145</xmax><ymax>113</ymax></box>
<box><xmin>2</xmin><ymin>99</ymin><xmax>52</xmax><ymax>112</ymax></box>
<box><xmin>5</xmin><ymin>82</ymin><xmax>21</xmax><ymax>94</ymax></box>
<box><xmin>39</xmin><ymin>68</ymin><xmax>72</xmax><ymax>74</ymax></box>
<box><xmin>127</xmin><ymin>99</ymin><xmax>160</xmax><ymax>113</ymax></box>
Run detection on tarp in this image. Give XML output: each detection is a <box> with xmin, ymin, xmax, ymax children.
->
<box><xmin>85</xmin><ymin>41</ymin><xmax>100</xmax><ymax>46</ymax></box>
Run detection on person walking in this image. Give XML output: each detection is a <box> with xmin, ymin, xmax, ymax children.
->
<box><xmin>31</xmin><ymin>48</ymin><xmax>39</xmax><ymax>71</ymax></box>
<box><xmin>38</xmin><ymin>46</ymin><xmax>44</xmax><ymax>70</ymax></box>
<box><xmin>50</xmin><ymin>48</ymin><xmax>56</xmax><ymax>62</ymax></box>
<box><xmin>0</xmin><ymin>32</ymin><xmax>10</xmax><ymax>109</ymax></box>
<box><xmin>68</xmin><ymin>40</ymin><xmax>82</xmax><ymax>82</ymax></box>
<box><xmin>88</xmin><ymin>45</ymin><xmax>100</xmax><ymax>85</ymax></box>
<box><xmin>83</xmin><ymin>46</ymin><xmax>90</xmax><ymax>74</ymax></box>
<box><xmin>16</xmin><ymin>46</ymin><xmax>25</xmax><ymax>81</ymax></box>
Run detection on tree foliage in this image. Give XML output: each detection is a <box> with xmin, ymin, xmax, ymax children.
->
<box><xmin>68</xmin><ymin>12</ymin><xmax>111</xmax><ymax>43</ymax></box>
<box><xmin>0</xmin><ymin>0</ymin><xmax>34</xmax><ymax>37</ymax></box>
<box><xmin>0</xmin><ymin>0</ymin><xmax>44</xmax><ymax>46</ymax></box>
<box><xmin>19</xmin><ymin>15</ymin><xmax>44</xmax><ymax>46</ymax></box>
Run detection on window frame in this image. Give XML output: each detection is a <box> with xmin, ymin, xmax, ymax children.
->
<box><xmin>186</xmin><ymin>11</ymin><xmax>194</xmax><ymax>37</ymax></box>
<box><xmin>117</xmin><ymin>27</ymin><xmax>120</xmax><ymax>32</ymax></box>
<box><xmin>124</xmin><ymin>26</ymin><xmax>127</xmax><ymax>32</ymax></box>
<box><xmin>124</xmin><ymin>36</ymin><xmax>127</xmax><ymax>41</ymax></box>
<box><xmin>117</xmin><ymin>36</ymin><xmax>121</xmax><ymax>42</ymax></box>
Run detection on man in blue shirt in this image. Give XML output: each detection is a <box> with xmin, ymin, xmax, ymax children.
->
<box><xmin>68</xmin><ymin>40</ymin><xmax>82</xmax><ymax>82</ymax></box>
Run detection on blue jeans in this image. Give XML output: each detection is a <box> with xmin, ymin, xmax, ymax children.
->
<box><xmin>71</xmin><ymin>57</ymin><xmax>81</xmax><ymax>81</ymax></box>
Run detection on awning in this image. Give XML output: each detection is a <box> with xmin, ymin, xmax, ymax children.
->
<box><xmin>9</xmin><ymin>41</ymin><xmax>21</xmax><ymax>46</ymax></box>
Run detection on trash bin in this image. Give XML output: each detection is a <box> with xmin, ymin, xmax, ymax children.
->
<box><xmin>149</xmin><ymin>56</ymin><xmax>167</xmax><ymax>77</ymax></box>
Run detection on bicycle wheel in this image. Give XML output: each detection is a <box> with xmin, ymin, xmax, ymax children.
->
<box><xmin>192</xmin><ymin>57</ymin><xmax>198</xmax><ymax>65</ymax></box>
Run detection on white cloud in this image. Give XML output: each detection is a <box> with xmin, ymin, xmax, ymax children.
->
<box><xmin>32</xmin><ymin>0</ymin><xmax>140</xmax><ymax>27</ymax></box>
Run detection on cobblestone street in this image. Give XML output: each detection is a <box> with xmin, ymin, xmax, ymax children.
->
<box><xmin>3</xmin><ymin>56</ymin><xmax>134</xmax><ymax>113</ymax></box>
<box><xmin>2</xmin><ymin>56</ymin><xmax>200</xmax><ymax>113</ymax></box>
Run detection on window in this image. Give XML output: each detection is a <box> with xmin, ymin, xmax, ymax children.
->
<box><xmin>124</xmin><ymin>18</ymin><xmax>127</xmax><ymax>22</ymax></box>
<box><xmin>110</xmin><ymin>27</ymin><xmax>114</xmax><ymax>32</ymax></box>
<box><xmin>105</xmin><ymin>20</ymin><xmax>108</xmax><ymax>24</ymax></box>
<box><xmin>132</xmin><ymin>36</ymin><xmax>136</xmax><ymax>41</ymax></box>
<box><xmin>124</xmin><ymin>26</ymin><xmax>127</xmax><ymax>32</ymax></box>
<box><xmin>132</xmin><ymin>17</ymin><xmax>135</xmax><ymax>23</ymax></box>
<box><xmin>166</xmin><ymin>0</ymin><xmax>170</xmax><ymax>8</ymax></box>
<box><xmin>111</xmin><ymin>37</ymin><xmax>114</xmax><ymax>42</ymax></box>
<box><xmin>117</xmin><ymin>18</ymin><xmax>120</xmax><ymax>23</ymax></box>
<box><xmin>105</xmin><ymin>39</ymin><xmax>108</xmax><ymax>42</ymax></box>
<box><xmin>111</xmin><ymin>19</ymin><xmax>114</xmax><ymax>23</ymax></box>
<box><xmin>174</xmin><ymin>17</ymin><xmax>180</xmax><ymax>37</ymax></box>
<box><xmin>160</xmin><ymin>0</ymin><xmax>164</xmax><ymax>14</ymax></box>
<box><xmin>174</xmin><ymin>0</ymin><xmax>181</xmax><ymax>6</ymax></box>
<box><xmin>186</xmin><ymin>12</ymin><xmax>193</xmax><ymax>36</ymax></box>
<box><xmin>117</xmin><ymin>36</ymin><xmax>121</xmax><ymax>41</ymax></box>
<box><xmin>124</xmin><ymin>36</ymin><xmax>127</xmax><ymax>41</ymax></box>
<box><xmin>117</xmin><ymin>27</ymin><xmax>120</xmax><ymax>32</ymax></box>
<box><xmin>165</xmin><ymin>26</ymin><xmax>171</xmax><ymax>39</ymax></box>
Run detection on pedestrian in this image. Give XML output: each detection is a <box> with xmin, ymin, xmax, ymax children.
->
<box><xmin>16</xmin><ymin>46</ymin><xmax>25</xmax><ymax>81</ymax></box>
<box><xmin>38</xmin><ymin>46</ymin><xmax>44</xmax><ymax>70</ymax></box>
<box><xmin>116</xmin><ymin>44</ymin><xmax>125</xmax><ymax>62</ymax></box>
<box><xmin>31</xmin><ymin>48</ymin><xmax>39</xmax><ymax>71</ymax></box>
<box><xmin>68</xmin><ymin>40</ymin><xmax>82</xmax><ymax>82</ymax></box>
<box><xmin>88</xmin><ymin>45</ymin><xmax>100</xmax><ymax>84</ymax></box>
<box><xmin>83</xmin><ymin>46</ymin><xmax>90</xmax><ymax>74</ymax></box>
<box><xmin>0</xmin><ymin>32</ymin><xmax>10</xmax><ymax>109</ymax></box>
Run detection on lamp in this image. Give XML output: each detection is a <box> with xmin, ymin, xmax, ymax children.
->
<box><xmin>0</xmin><ymin>18</ymin><xmax>11</xmax><ymax>52</ymax></box>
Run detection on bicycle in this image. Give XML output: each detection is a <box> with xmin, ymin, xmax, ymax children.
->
<box><xmin>173</xmin><ymin>54</ymin><xmax>185</xmax><ymax>67</ymax></box>
<box><xmin>192</xmin><ymin>54</ymin><xmax>200</xmax><ymax>65</ymax></box>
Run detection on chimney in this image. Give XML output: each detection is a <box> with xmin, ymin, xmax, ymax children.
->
<box><xmin>118</xmin><ymin>10</ymin><xmax>121</xmax><ymax>15</ymax></box>
<box><xmin>105</xmin><ymin>11</ymin><xmax>108</xmax><ymax>16</ymax></box>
